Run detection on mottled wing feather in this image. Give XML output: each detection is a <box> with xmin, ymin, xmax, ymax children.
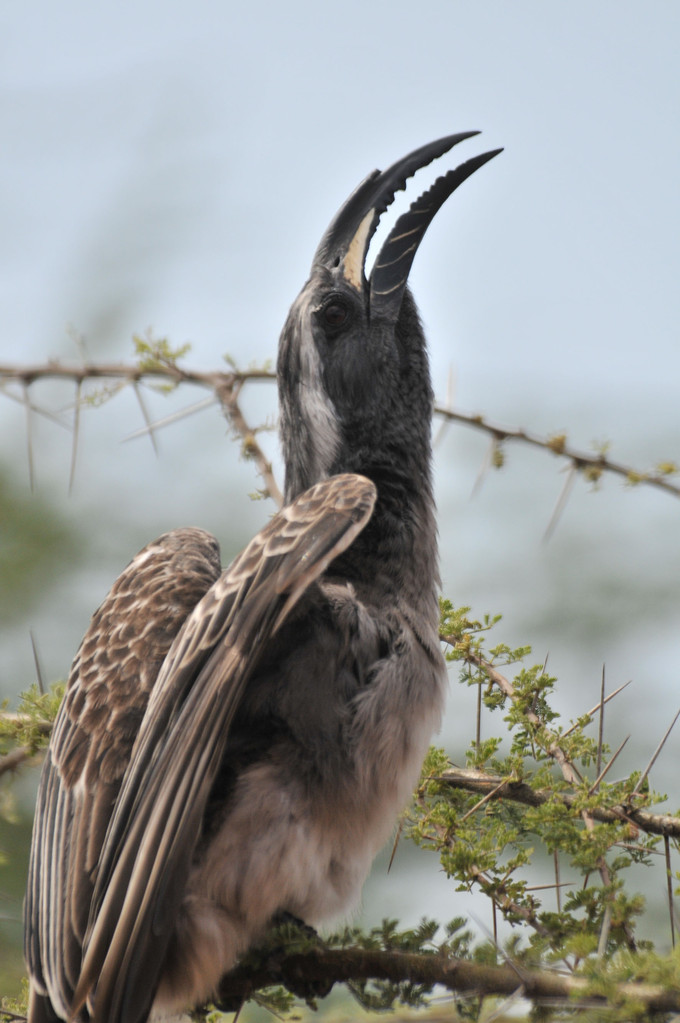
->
<box><xmin>72</xmin><ymin>473</ymin><xmax>376</xmax><ymax>1023</ymax></box>
<box><xmin>25</xmin><ymin>528</ymin><xmax>222</xmax><ymax>1021</ymax></box>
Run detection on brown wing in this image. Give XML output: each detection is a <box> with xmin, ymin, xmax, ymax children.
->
<box><xmin>69</xmin><ymin>473</ymin><xmax>376</xmax><ymax>1023</ymax></box>
<box><xmin>25</xmin><ymin>527</ymin><xmax>222</xmax><ymax>1022</ymax></box>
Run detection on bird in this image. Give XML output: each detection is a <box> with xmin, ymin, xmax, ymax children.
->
<box><xmin>24</xmin><ymin>132</ymin><xmax>501</xmax><ymax>1023</ymax></box>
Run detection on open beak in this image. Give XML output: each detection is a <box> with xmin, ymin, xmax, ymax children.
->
<box><xmin>312</xmin><ymin>133</ymin><xmax>502</xmax><ymax>324</ymax></box>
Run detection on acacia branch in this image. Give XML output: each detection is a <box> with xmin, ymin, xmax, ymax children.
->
<box><xmin>435</xmin><ymin>403</ymin><xmax>680</xmax><ymax>497</ymax></box>
<box><xmin>0</xmin><ymin>361</ymin><xmax>279</xmax><ymax>504</ymax></box>
<box><xmin>4</xmin><ymin>687</ymin><xmax>680</xmax><ymax>845</ymax></box>
<box><xmin>1</xmin><ymin>360</ymin><xmax>677</xmax><ymax>498</ymax></box>
<box><xmin>214</xmin><ymin>945</ymin><xmax>680</xmax><ymax>1014</ymax></box>
<box><xmin>212</xmin><ymin>377</ymin><xmax>283</xmax><ymax>507</ymax></box>
<box><xmin>440</xmin><ymin>765</ymin><xmax>680</xmax><ymax>839</ymax></box>
<box><xmin>0</xmin><ymin>362</ymin><xmax>273</xmax><ymax>388</ymax></box>
<box><xmin>0</xmin><ymin>745</ymin><xmax>35</xmax><ymax>778</ymax></box>
<box><xmin>0</xmin><ymin>714</ymin><xmax>51</xmax><ymax>776</ymax></box>
<box><xmin>440</xmin><ymin>635</ymin><xmax>638</xmax><ymax>949</ymax></box>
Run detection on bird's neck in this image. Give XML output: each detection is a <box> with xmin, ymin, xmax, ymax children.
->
<box><xmin>330</xmin><ymin>445</ymin><xmax>440</xmax><ymax>628</ymax></box>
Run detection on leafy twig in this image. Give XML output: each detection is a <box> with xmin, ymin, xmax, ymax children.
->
<box><xmin>213</xmin><ymin>944</ymin><xmax>680</xmax><ymax>1015</ymax></box>
<box><xmin>439</xmin><ymin>765</ymin><xmax>680</xmax><ymax>839</ymax></box>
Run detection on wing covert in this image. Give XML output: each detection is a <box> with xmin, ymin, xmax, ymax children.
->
<box><xmin>73</xmin><ymin>473</ymin><xmax>376</xmax><ymax>1023</ymax></box>
<box><xmin>25</xmin><ymin>528</ymin><xmax>222</xmax><ymax>1022</ymax></box>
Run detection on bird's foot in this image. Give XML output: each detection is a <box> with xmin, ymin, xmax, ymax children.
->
<box><xmin>271</xmin><ymin>910</ymin><xmax>322</xmax><ymax>945</ymax></box>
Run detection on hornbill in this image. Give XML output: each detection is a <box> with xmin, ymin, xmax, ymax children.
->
<box><xmin>24</xmin><ymin>133</ymin><xmax>501</xmax><ymax>1022</ymax></box>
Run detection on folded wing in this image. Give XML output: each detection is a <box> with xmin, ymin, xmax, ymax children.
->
<box><xmin>72</xmin><ymin>473</ymin><xmax>377</xmax><ymax>1023</ymax></box>
<box><xmin>25</xmin><ymin>527</ymin><xmax>223</xmax><ymax>1022</ymax></box>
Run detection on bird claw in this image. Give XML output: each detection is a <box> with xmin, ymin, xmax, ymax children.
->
<box><xmin>271</xmin><ymin>910</ymin><xmax>322</xmax><ymax>944</ymax></box>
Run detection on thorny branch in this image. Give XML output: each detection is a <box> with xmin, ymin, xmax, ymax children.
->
<box><xmin>0</xmin><ymin>360</ymin><xmax>677</xmax><ymax>500</ymax></box>
<box><xmin>410</xmin><ymin>779</ymin><xmax>555</xmax><ymax>940</ymax></box>
<box><xmin>213</xmin><ymin>375</ymin><xmax>283</xmax><ymax>507</ymax></box>
<box><xmin>0</xmin><ymin>745</ymin><xmax>36</xmax><ymax>779</ymax></box>
<box><xmin>0</xmin><ymin>715</ymin><xmax>51</xmax><ymax>777</ymax></box>
<box><xmin>434</xmin><ymin>402</ymin><xmax>680</xmax><ymax>498</ymax></box>
<box><xmin>213</xmin><ymin>945</ymin><xmax>680</xmax><ymax>1015</ymax></box>
<box><xmin>2</xmin><ymin>945</ymin><xmax>680</xmax><ymax>1019</ymax></box>
<box><xmin>0</xmin><ymin>361</ymin><xmax>279</xmax><ymax>503</ymax></box>
<box><xmin>439</xmin><ymin>634</ymin><xmax>640</xmax><ymax>951</ymax></box>
<box><xmin>439</xmin><ymin>764</ymin><xmax>680</xmax><ymax>839</ymax></box>
<box><xmin>5</xmin><ymin>684</ymin><xmax>680</xmax><ymax>843</ymax></box>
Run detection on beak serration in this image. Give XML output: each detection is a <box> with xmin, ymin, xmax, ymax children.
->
<box><xmin>312</xmin><ymin>132</ymin><xmax>482</xmax><ymax>275</ymax></box>
<box><xmin>311</xmin><ymin>133</ymin><xmax>502</xmax><ymax>323</ymax></box>
<box><xmin>369</xmin><ymin>147</ymin><xmax>503</xmax><ymax>321</ymax></box>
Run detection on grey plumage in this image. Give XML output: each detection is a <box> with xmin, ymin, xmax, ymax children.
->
<box><xmin>24</xmin><ymin>133</ymin><xmax>501</xmax><ymax>1023</ymax></box>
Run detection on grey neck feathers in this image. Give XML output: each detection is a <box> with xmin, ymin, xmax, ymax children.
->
<box><xmin>279</xmin><ymin>290</ymin><xmax>440</xmax><ymax>625</ymax></box>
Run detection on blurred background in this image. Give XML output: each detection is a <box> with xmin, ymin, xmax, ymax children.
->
<box><xmin>1</xmin><ymin>0</ymin><xmax>679</xmax><ymax>1001</ymax></box>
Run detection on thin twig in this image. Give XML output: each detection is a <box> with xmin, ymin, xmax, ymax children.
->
<box><xmin>433</xmin><ymin>365</ymin><xmax>455</xmax><ymax>448</ymax></box>
<box><xmin>665</xmin><ymin>835</ymin><xmax>676</xmax><ymax>949</ymax></box>
<box><xmin>560</xmin><ymin>680</ymin><xmax>632</xmax><ymax>739</ymax></box>
<box><xmin>387</xmin><ymin>820</ymin><xmax>403</xmax><ymax>874</ymax></box>
<box><xmin>216</xmin><ymin>379</ymin><xmax>283</xmax><ymax>507</ymax></box>
<box><xmin>440</xmin><ymin>634</ymin><xmax>638</xmax><ymax>947</ymax></box>
<box><xmin>123</xmin><ymin>395</ymin><xmax>218</xmax><ymax>441</ymax></box>
<box><xmin>30</xmin><ymin>631</ymin><xmax>45</xmax><ymax>695</ymax></box>
<box><xmin>1</xmin><ymin>361</ymin><xmax>677</xmax><ymax>500</ymax></box>
<box><xmin>131</xmin><ymin>380</ymin><xmax>159</xmax><ymax>456</ymax></box>
<box><xmin>69</xmin><ymin>377</ymin><xmax>81</xmax><ymax>494</ymax></box>
<box><xmin>456</xmin><ymin>778</ymin><xmax>507</xmax><ymax>826</ymax></box>
<box><xmin>434</xmin><ymin>402</ymin><xmax>680</xmax><ymax>498</ymax></box>
<box><xmin>632</xmin><ymin>708</ymin><xmax>680</xmax><ymax>795</ymax></box>
<box><xmin>415</xmin><ymin>806</ymin><xmax>553</xmax><ymax>939</ymax></box>
<box><xmin>470</xmin><ymin>437</ymin><xmax>495</xmax><ymax>497</ymax></box>
<box><xmin>543</xmin><ymin>464</ymin><xmax>576</xmax><ymax>540</ymax></box>
<box><xmin>482</xmin><ymin>986</ymin><xmax>525</xmax><ymax>1023</ymax></box>
<box><xmin>525</xmin><ymin>882</ymin><xmax>573</xmax><ymax>893</ymax></box>
<box><xmin>588</xmin><ymin>734</ymin><xmax>630</xmax><ymax>795</ymax></box>
<box><xmin>597</xmin><ymin>903</ymin><xmax>612</xmax><ymax>958</ymax></box>
<box><xmin>438</xmin><ymin>765</ymin><xmax>680</xmax><ymax>838</ymax></box>
<box><xmin>0</xmin><ymin>380</ymin><xmax>70</xmax><ymax>428</ymax></box>
<box><xmin>597</xmin><ymin>665</ymin><xmax>606</xmax><ymax>780</ymax></box>
<box><xmin>23</xmin><ymin>382</ymin><xmax>34</xmax><ymax>490</ymax></box>
<box><xmin>475</xmin><ymin>680</ymin><xmax>482</xmax><ymax>750</ymax></box>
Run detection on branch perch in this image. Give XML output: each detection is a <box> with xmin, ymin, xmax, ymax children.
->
<box><xmin>214</xmin><ymin>945</ymin><xmax>680</xmax><ymax>1015</ymax></box>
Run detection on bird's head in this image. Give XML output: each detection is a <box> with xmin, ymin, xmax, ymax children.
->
<box><xmin>278</xmin><ymin>134</ymin><xmax>501</xmax><ymax>501</ymax></box>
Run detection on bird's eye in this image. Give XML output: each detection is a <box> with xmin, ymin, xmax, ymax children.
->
<box><xmin>322</xmin><ymin>300</ymin><xmax>350</xmax><ymax>331</ymax></box>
